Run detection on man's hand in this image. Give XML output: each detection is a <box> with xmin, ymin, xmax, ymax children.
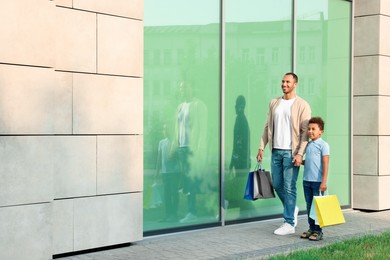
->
<box><xmin>293</xmin><ymin>154</ymin><xmax>303</xmax><ymax>166</ymax></box>
<box><xmin>257</xmin><ymin>149</ymin><xmax>263</xmax><ymax>162</ymax></box>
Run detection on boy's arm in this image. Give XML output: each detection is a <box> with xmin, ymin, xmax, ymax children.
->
<box><xmin>320</xmin><ymin>155</ymin><xmax>329</xmax><ymax>191</ymax></box>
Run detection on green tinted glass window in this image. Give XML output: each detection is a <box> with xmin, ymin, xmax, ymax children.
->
<box><xmin>144</xmin><ymin>0</ymin><xmax>351</xmax><ymax>233</ymax></box>
<box><xmin>224</xmin><ymin>0</ymin><xmax>293</xmax><ymax>221</ymax></box>
<box><xmin>143</xmin><ymin>1</ymin><xmax>221</xmax><ymax>232</ymax></box>
<box><xmin>296</xmin><ymin>0</ymin><xmax>351</xmax><ymax>206</ymax></box>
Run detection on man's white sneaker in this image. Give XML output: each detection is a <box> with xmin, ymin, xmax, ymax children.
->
<box><xmin>274</xmin><ymin>223</ymin><xmax>295</xmax><ymax>235</ymax></box>
<box><xmin>294</xmin><ymin>206</ymin><xmax>299</xmax><ymax>227</ymax></box>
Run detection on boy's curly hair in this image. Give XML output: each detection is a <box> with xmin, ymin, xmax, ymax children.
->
<box><xmin>309</xmin><ymin>117</ymin><xmax>325</xmax><ymax>130</ymax></box>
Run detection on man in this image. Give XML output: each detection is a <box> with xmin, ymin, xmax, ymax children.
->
<box><xmin>257</xmin><ymin>72</ymin><xmax>311</xmax><ymax>235</ymax></box>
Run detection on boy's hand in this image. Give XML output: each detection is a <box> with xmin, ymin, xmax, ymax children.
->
<box><xmin>320</xmin><ymin>183</ymin><xmax>327</xmax><ymax>192</ymax></box>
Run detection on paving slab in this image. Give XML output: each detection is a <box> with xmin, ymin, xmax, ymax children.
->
<box><xmin>57</xmin><ymin>209</ymin><xmax>390</xmax><ymax>260</ymax></box>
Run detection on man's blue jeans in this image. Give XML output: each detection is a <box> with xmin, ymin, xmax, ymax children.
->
<box><xmin>271</xmin><ymin>149</ymin><xmax>299</xmax><ymax>226</ymax></box>
<box><xmin>303</xmin><ymin>181</ymin><xmax>323</xmax><ymax>232</ymax></box>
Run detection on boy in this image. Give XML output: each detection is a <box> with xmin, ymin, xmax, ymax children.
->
<box><xmin>300</xmin><ymin>117</ymin><xmax>329</xmax><ymax>241</ymax></box>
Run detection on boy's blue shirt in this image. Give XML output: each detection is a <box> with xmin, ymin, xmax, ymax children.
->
<box><xmin>303</xmin><ymin>137</ymin><xmax>330</xmax><ymax>182</ymax></box>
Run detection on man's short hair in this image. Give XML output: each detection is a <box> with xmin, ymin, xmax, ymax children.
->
<box><xmin>285</xmin><ymin>72</ymin><xmax>298</xmax><ymax>83</ymax></box>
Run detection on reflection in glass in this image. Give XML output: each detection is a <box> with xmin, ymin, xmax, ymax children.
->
<box><xmin>174</xmin><ymin>81</ymin><xmax>208</xmax><ymax>223</ymax></box>
<box><xmin>154</xmin><ymin>122</ymin><xmax>179</xmax><ymax>222</ymax></box>
<box><xmin>143</xmin><ymin>0</ymin><xmax>220</xmax><ymax>232</ymax></box>
<box><xmin>225</xmin><ymin>95</ymin><xmax>256</xmax><ymax>218</ymax></box>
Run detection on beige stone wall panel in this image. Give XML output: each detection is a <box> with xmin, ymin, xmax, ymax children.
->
<box><xmin>0</xmin><ymin>204</ymin><xmax>52</xmax><ymax>260</ymax></box>
<box><xmin>354</xmin><ymin>0</ymin><xmax>380</xmax><ymax>17</ymax></box>
<box><xmin>381</xmin><ymin>0</ymin><xmax>390</xmax><ymax>15</ymax></box>
<box><xmin>379</xmin><ymin>15</ymin><xmax>390</xmax><ymax>56</ymax></box>
<box><xmin>379</xmin><ymin>136</ymin><xmax>390</xmax><ymax>176</ymax></box>
<box><xmin>353</xmin><ymin>96</ymin><xmax>378</xmax><ymax>135</ymax></box>
<box><xmin>73</xmin><ymin>193</ymin><xmax>143</xmax><ymax>251</ymax></box>
<box><xmin>97</xmin><ymin>14</ymin><xmax>143</xmax><ymax>77</ymax></box>
<box><xmin>378</xmin><ymin>96</ymin><xmax>390</xmax><ymax>135</ymax></box>
<box><xmin>378</xmin><ymin>56</ymin><xmax>390</xmax><ymax>95</ymax></box>
<box><xmin>53</xmin><ymin>71</ymin><xmax>74</xmax><ymax>133</ymax></box>
<box><xmin>73</xmin><ymin>73</ymin><xmax>143</xmax><ymax>134</ymax></box>
<box><xmin>74</xmin><ymin>0</ymin><xmax>143</xmax><ymax>19</ymax></box>
<box><xmin>355</xmin><ymin>15</ymin><xmax>390</xmax><ymax>57</ymax></box>
<box><xmin>0</xmin><ymin>65</ymin><xmax>72</xmax><ymax>134</ymax></box>
<box><xmin>55</xmin><ymin>7</ymin><xmax>96</xmax><ymax>73</ymax></box>
<box><xmin>353</xmin><ymin>95</ymin><xmax>390</xmax><ymax>136</ymax></box>
<box><xmin>52</xmin><ymin>200</ymin><xmax>74</xmax><ymax>255</ymax></box>
<box><xmin>97</xmin><ymin>135</ymin><xmax>143</xmax><ymax>195</ymax></box>
<box><xmin>354</xmin><ymin>55</ymin><xmax>390</xmax><ymax>96</ymax></box>
<box><xmin>0</xmin><ymin>0</ymin><xmax>54</xmax><ymax>67</ymax></box>
<box><xmin>353</xmin><ymin>136</ymin><xmax>378</xmax><ymax>176</ymax></box>
<box><xmin>0</xmin><ymin>136</ymin><xmax>54</xmax><ymax>207</ymax></box>
<box><xmin>354</xmin><ymin>56</ymin><xmax>379</xmax><ymax>96</ymax></box>
<box><xmin>53</xmin><ymin>136</ymin><xmax>97</xmax><ymax>199</ymax></box>
<box><xmin>353</xmin><ymin>175</ymin><xmax>390</xmax><ymax>210</ymax></box>
<box><xmin>354</xmin><ymin>15</ymin><xmax>379</xmax><ymax>56</ymax></box>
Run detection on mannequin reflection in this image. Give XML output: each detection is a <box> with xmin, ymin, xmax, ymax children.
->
<box><xmin>173</xmin><ymin>81</ymin><xmax>208</xmax><ymax>224</ymax></box>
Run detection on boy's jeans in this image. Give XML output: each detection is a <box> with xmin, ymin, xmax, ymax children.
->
<box><xmin>271</xmin><ymin>149</ymin><xmax>299</xmax><ymax>226</ymax></box>
<box><xmin>303</xmin><ymin>180</ymin><xmax>323</xmax><ymax>232</ymax></box>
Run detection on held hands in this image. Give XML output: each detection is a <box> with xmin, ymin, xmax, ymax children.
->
<box><xmin>292</xmin><ymin>154</ymin><xmax>303</xmax><ymax>166</ymax></box>
<box><xmin>258</xmin><ymin>151</ymin><xmax>304</xmax><ymax>167</ymax></box>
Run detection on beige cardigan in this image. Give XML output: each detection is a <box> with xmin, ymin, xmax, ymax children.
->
<box><xmin>259</xmin><ymin>96</ymin><xmax>311</xmax><ymax>156</ymax></box>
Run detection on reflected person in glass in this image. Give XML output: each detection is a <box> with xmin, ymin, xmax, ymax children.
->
<box><xmin>226</xmin><ymin>95</ymin><xmax>254</xmax><ymax>218</ymax></box>
<box><xmin>173</xmin><ymin>81</ymin><xmax>208</xmax><ymax>224</ymax></box>
<box><xmin>155</xmin><ymin>121</ymin><xmax>180</xmax><ymax>222</ymax></box>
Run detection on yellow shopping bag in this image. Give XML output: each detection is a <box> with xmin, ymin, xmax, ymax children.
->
<box><xmin>314</xmin><ymin>194</ymin><xmax>346</xmax><ymax>228</ymax></box>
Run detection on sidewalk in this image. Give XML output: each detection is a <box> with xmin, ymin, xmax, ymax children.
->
<box><xmin>58</xmin><ymin>209</ymin><xmax>390</xmax><ymax>260</ymax></box>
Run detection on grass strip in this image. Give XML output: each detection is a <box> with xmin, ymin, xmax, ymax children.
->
<box><xmin>269</xmin><ymin>231</ymin><xmax>390</xmax><ymax>260</ymax></box>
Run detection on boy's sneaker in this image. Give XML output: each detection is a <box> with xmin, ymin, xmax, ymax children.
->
<box><xmin>294</xmin><ymin>206</ymin><xmax>299</xmax><ymax>227</ymax></box>
<box><xmin>274</xmin><ymin>223</ymin><xmax>295</xmax><ymax>235</ymax></box>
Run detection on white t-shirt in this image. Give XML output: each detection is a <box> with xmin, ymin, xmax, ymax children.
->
<box><xmin>273</xmin><ymin>98</ymin><xmax>295</xmax><ymax>149</ymax></box>
<box><xmin>178</xmin><ymin>102</ymin><xmax>190</xmax><ymax>147</ymax></box>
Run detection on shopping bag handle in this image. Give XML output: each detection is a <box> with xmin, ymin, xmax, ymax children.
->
<box><xmin>253</xmin><ymin>162</ymin><xmax>262</xmax><ymax>171</ymax></box>
<box><xmin>317</xmin><ymin>190</ymin><xmax>327</xmax><ymax>196</ymax></box>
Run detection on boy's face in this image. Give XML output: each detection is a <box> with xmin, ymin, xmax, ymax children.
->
<box><xmin>307</xmin><ymin>123</ymin><xmax>323</xmax><ymax>141</ymax></box>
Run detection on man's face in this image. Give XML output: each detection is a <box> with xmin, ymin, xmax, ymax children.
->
<box><xmin>281</xmin><ymin>74</ymin><xmax>297</xmax><ymax>95</ymax></box>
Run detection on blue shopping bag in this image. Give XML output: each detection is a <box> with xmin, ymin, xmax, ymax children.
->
<box><xmin>243</xmin><ymin>171</ymin><xmax>255</xmax><ymax>200</ymax></box>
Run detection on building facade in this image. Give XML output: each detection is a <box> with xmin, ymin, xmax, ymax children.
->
<box><xmin>0</xmin><ymin>0</ymin><xmax>389</xmax><ymax>259</ymax></box>
<box><xmin>0</xmin><ymin>1</ymin><xmax>144</xmax><ymax>259</ymax></box>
